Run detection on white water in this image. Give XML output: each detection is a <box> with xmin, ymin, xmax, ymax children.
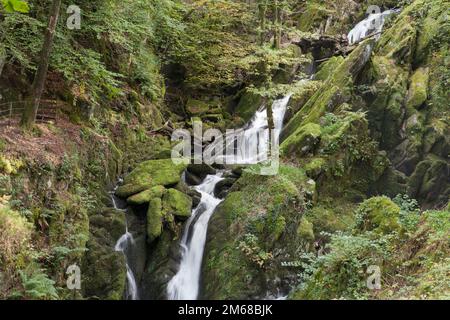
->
<box><xmin>204</xmin><ymin>94</ymin><xmax>292</xmax><ymax>165</ymax></box>
<box><xmin>347</xmin><ymin>9</ymin><xmax>399</xmax><ymax>45</ymax></box>
<box><xmin>167</xmin><ymin>95</ymin><xmax>291</xmax><ymax>300</ymax></box>
<box><xmin>111</xmin><ymin>187</ymin><xmax>139</xmax><ymax>300</ymax></box>
<box><xmin>167</xmin><ymin>174</ymin><xmax>225</xmax><ymax>300</ymax></box>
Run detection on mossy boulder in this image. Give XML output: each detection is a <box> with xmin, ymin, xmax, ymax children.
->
<box><xmin>126</xmin><ymin>185</ymin><xmax>165</xmax><ymax>205</ymax></box>
<box><xmin>282</xmin><ymin>40</ymin><xmax>374</xmax><ymax>141</ymax></box>
<box><xmin>315</xmin><ymin>56</ymin><xmax>344</xmax><ymax>81</ymax></box>
<box><xmin>82</xmin><ymin>208</ymin><xmax>127</xmax><ymax>300</ymax></box>
<box><xmin>147</xmin><ymin>197</ymin><xmax>163</xmax><ymax>243</ymax></box>
<box><xmin>201</xmin><ymin>165</ymin><xmax>311</xmax><ymax>299</ymax></box>
<box><xmin>285</xmin><ymin>80</ymin><xmax>322</xmax><ymax>120</ymax></box>
<box><xmin>407</xmin><ymin>156</ymin><xmax>450</xmax><ymax>207</ymax></box>
<box><xmin>234</xmin><ymin>90</ymin><xmax>264</xmax><ymax>123</ymax></box>
<box><xmin>162</xmin><ymin>188</ymin><xmax>192</xmax><ymax>219</ymax></box>
<box><xmin>281</xmin><ymin>123</ymin><xmax>322</xmax><ymax>157</ymax></box>
<box><xmin>116</xmin><ymin>159</ymin><xmax>187</xmax><ymax>198</ymax></box>
<box><xmin>356</xmin><ymin>196</ymin><xmax>401</xmax><ymax>234</ymax></box>
<box><xmin>406</xmin><ymin>67</ymin><xmax>429</xmax><ymax>110</ymax></box>
<box><xmin>304</xmin><ymin>158</ymin><xmax>326</xmax><ymax>179</ymax></box>
<box><xmin>185</xmin><ymin>99</ymin><xmax>211</xmax><ymax>116</ymax></box>
<box><xmin>297</xmin><ymin>217</ymin><xmax>315</xmax><ymax>243</ymax></box>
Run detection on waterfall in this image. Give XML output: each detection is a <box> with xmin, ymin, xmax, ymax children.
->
<box><xmin>347</xmin><ymin>9</ymin><xmax>400</xmax><ymax>45</ymax></box>
<box><xmin>111</xmin><ymin>187</ymin><xmax>139</xmax><ymax>300</ymax></box>
<box><xmin>167</xmin><ymin>95</ymin><xmax>292</xmax><ymax>300</ymax></box>
<box><xmin>167</xmin><ymin>174</ymin><xmax>225</xmax><ymax>300</ymax></box>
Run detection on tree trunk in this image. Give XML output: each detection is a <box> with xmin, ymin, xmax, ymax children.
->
<box><xmin>0</xmin><ymin>46</ymin><xmax>6</xmax><ymax>78</ymax></box>
<box><xmin>258</xmin><ymin>1</ymin><xmax>267</xmax><ymax>46</ymax></box>
<box><xmin>273</xmin><ymin>0</ymin><xmax>281</xmax><ymax>49</ymax></box>
<box><xmin>21</xmin><ymin>0</ymin><xmax>62</xmax><ymax>129</ymax></box>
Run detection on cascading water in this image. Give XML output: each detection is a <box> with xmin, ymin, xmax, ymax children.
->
<box><xmin>167</xmin><ymin>95</ymin><xmax>292</xmax><ymax>300</ymax></box>
<box><xmin>111</xmin><ymin>187</ymin><xmax>139</xmax><ymax>300</ymax></box>
<box><xmin>347</xmin><ymin>9</ymin><xmax>400</xmax><ymax>45</ymax></box>
<box><xmin>167</xmin><ymin>173</ymin><xmax>225</xmax><ymax>300</ymax></box>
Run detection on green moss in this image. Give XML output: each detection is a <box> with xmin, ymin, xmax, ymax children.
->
<box><xmin>315</xmin><ymin>56</ymin><xmax>344</xmax><ymax>81</ymax></box>
<box><xmin>234</xmin><ymin>90</ymin><xmax>264</xmax><ymax>123</ymax></box>
<box><xmin>406</xmin><ymin>67</ymin><xmax>429</xmax><ymax>110</ymax></box>
<box><xmin>82</xmin><ymin>208</ymin><xmax>126</xmax><ymax>300</ymax></box>
<box><xmin>127</xmin><ymin>185</ymin><xmax>165</xmax><ymax>205</ymax></box>
<box><xmin>356</xmin><ymin>196</ymin><xmax>401</xmax><ymax>234</ymax></box>
<box><xmin>281</xmin><ymin>123</ymin><xmax>322</xmax><ymax>157</ymax></box>
<box><xmin>297</xmin><ymin>2</ymin><xmax>332</xmax><ymax>32</ymax></box>
<box><xmin>201</xmin><ymin>165</ymin><xmax>310</xmax><ymax>299</ymax></box>
<box><xmin>116</xmin><ymin>159</ymin><xmax>186</xmax><ymax>198</ymax></box>
<box><xmin>304</xmin><ymin>157</ymin><xmax>325</xmax><ymax>180</ymax></box>
<box><xmin>147</xmin><ymin>197</ymin><xmax>163</xmax><ymax>243</ymax></box>
<box><xmin>185</xmin><ymin>99</ymin><xmax>211</xmax><ymax>116</ymax></box>
<box><xmin>162</xmin><ymin>188</ymin><xmax>192</xmax><ymax>219</ymax></box>
<box><xmin>297</xmin><ymin>217</ymin><xmax>314</xmax><ymax>242</ymax></box>
<box><xmin>0</xmin><ymin>205</ymin><xmax>32</xmax><ymax>271</ymax></box>
<box><xmin>306</xmin><ymin>200</ymin><xmax>356</xmax><ymax>236</ymax></box>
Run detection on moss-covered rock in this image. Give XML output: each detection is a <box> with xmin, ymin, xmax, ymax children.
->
<box><xmin>82</xmin><ymin>208</ymin><xmax>127</xmax><ymax>300</ymax></box>
<box><xmin>297</xmin><ymin>217</ymin><xmax>315</xmax><ymax>242</ymax></box>
<box><xmin>315</xmin><ymin>56</ymin><xmax>344</xmax><ymax>81</ymax></box>
<box><xmin>234</xmin><ymin>90</ymin><xmax>264</xmax><ymax>123</ymax></box>
<box><xmin>407</xmin><ymin>156</ymin><xmax>450</xmax><ymax>207</ymax></box>
<box><xmin>201</xmin><ymin>165</ymin><xmax>311</xmax><ymax>299</ymax></box>
<box><xmin>162</xmin><ymin>188</ymin><xmax>192</xmax><ymax>219</ymax></box>
<box><xmin>147</xmin><ymin>197</ymin><xmax>163</xmax><ymax>243</ymax></box>
<box><xmin>356</xmin><ymin>196</ymin><xmax>401</xmax><ymax>234</ymax></box>
<box><xmin>406</xmin><ymin>67</ymin><xmax>429</xmax><ymax>110</ymax></box>
<box><xmin>116</xmin><ymin>159</ymin><xmax>187</xmax><ymax>198</ymax></box>
<box><xmin>281</xmin><ymin>123</ymin><xmax>322</xmax><ymax>157</ymax></box>
<box><xmin>185</xmin><ymin>99</ymin><xmax>211</xmax><ymax>116</ymax></box>
<box><xmin>127</xmin><ymin>185</ymin><xmax>165</xmax><ymax>205</ymax></box>
<box><xmin>282</xmin><ymin>40</ymin><xmax>374</xmax><ymax>141</ymax></box>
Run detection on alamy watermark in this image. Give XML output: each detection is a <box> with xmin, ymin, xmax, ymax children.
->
<box><xmin>66</xmin><ymin>264</ymin><xmax>81</xmax><ymax>290</ymax></box>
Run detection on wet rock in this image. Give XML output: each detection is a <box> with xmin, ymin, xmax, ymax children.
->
<box><xmin>185</xmin><ymin>170</ymin><xmax>203</xmax><ymax>185</ymax></box>
<box><xmin>187</xmin><ymin>164</ymin><xmax>216</xmax><ymax>180</ymax></box>
<box><xmin>214</xmin><ymin>178</ymin><xmax>236</xmax><ymax>198</ymax></box>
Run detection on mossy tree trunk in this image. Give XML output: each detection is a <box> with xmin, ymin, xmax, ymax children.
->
<box><xmin>257</xmin><ymin>0</ymin><xmax>268</xmax><ymax>46</ymax></box>
<box><xmin>21</xmin><ymin>0</ymin><xmax>62</xmax><ymax>129</ymax></box>
<box><xmin>273</xmin><ymin>0</ymin><xmax>281</xmax><ymax>49</ymax></box>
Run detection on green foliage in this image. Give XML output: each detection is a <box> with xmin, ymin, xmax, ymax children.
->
<box><xmin>294</xmin><ymin>232</ymin><xmax>392</xmax><ymax>300</ymax></box>
<box><xmin>18</xmin><ymin>269</ymin><xmax>58</xmax><ymax>300</ymax></box>
<box><xmin>393</xmin><ymin>194</ymin><xmax>421</xmax><ymax>232</ymax></box>
<box><xmin>1</xmin><ymin>0</ymin><xmax>29</xmax><ymax>13</ymax></box>
<box><xmin>238</xmin><ymin>234</ymin><xmax>273</xmax><ymax>269</ymax></box>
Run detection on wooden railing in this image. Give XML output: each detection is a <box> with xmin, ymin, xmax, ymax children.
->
<box><xmin>0</xmin><ymin>100</ymin><xmax>63</xmax><ymax>125</ymax></box>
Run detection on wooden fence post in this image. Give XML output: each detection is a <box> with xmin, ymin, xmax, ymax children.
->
<box><xmin>8</xmin><ymin>102</ymin><xmax>12</xmax><ymax>126</ymax></box>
